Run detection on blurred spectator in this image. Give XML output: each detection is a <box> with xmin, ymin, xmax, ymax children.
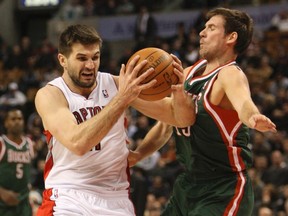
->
<box><xmin>271</xmin><ymin>10</ymin><xmax>288</xmax><ymax>32</ymax></box>
<box><xmin>58</xmin><ymin>0</ymin><xmax>84</xmax><ymax>20</ymax></box>
<box><xmin>262</xmin><ymin>150</ymin><xmax>288</xmax><ymax>187</ymax></box>
<box><xmin>0</xmin><ymin>82</ymin><xmax>27</xmax><ymax>110</ymax></box>
<box><xmin>168</xmin><ymin>22</ymin><xmax>188</xmax><ymax>48</ymax></box>
<box><xmin>184</xmin><ymin>42</ymin><xmax>199</xmax><ymax>65</ymax></box>
<box><xmin>193</xmin><ymin>9</ymin><xmax>208</xmax><ymax>34</ymax></box>
<box><xmin>282</xmin><ymin>138</ymin><xmax>288</xmax><ymax>165</ymax></box>
<box><xmin>118</xmin><ymin>48</ymin><xmax>134</xmax><ymax>66</ymax></box>
<box><xmin>134</xmin><ymin>6</ymin><xmax>158</xmax><ymax>50</ymax></box>
<box><xmin>260</xmin><ymin>184</ymin><xmax>279</xmax><ymax>213</ymax></box>
<box><xmin>116</xmin><ymin>0</ymin><xmax>135</xmax><ymax>15</ymax></box>
<box><xmin>34</xmin><ymin>39</ymin><xmax>57</xmax><ymax>72</ymax></box>
<box><xmin>249</xmin><ymin>167</ymin><xmax>265</xmax><ymax>215</ymax></box>
<box><xmin>251</xmin><ymin>131</ymin><xmax>272</xmax><ymax>157</ymax></box>
<box><xmin>254</xmin><ymin>154</ymin><xmax>270</xmax><ymax>180</ymax></box>
<box><xmin>103</xmin><ymin>0</ymin><xmax>117</xmax><ymax>16</ymax></box>
<box><xmin>148</xmin><ymin>175</ymin><xmax>171</xmax><ymax>207</ymax></box>
<box><xmin>146</xmin><ymin>198</ymin><xmax>162</xmax><ymax>216</ymax></box>
<box><xmin>82</xmin><ymin>0</ymin><xmax>97</xmax><ymax>17</ymax></box>
<box><xmin>257</xmin><ymin>204</ymin><xmax>274</xmax><ymax>216</ymax></box>
<box><xmin>136</xmin><ymin>151</ymin><xmax>161</xmax><ymax>172</ymax></box>
<box><xmin>3</xmin><ymin>44</ymin><xmax>26</xmax><ymax>70</ymax></box>
<box><xmin>132</xmin><ymin>114</ymin><xmax>151</xmax><ymax>142</ymax></box>
<box><xmin>20</xmin><ymin>36</ymin><xmax>34</xmax><ymax>70</ymax></box>
<box><xmin>130</xmin><ymin>167</ymin><xmax>149</xmax><ymax>216</ymax></box>
<box><xmin>245</xmin><ymin>55</ymin><xmax>273</xmax><ymax>87</ymax></box>
<box><xmin>170</xmin><ymin>38</ymin><xmax>186</xmax><ymax>60</ymax></box>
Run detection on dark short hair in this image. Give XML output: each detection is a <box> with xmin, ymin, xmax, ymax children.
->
<box><xmin>206</xmin><ymin>8</ymin><xmax>253</xmax><ymax>55</ymax></box>
<box><xmin>58</xmin><ymin>24</ymin><xmax>103</xmax><ymax>57</ymax></box>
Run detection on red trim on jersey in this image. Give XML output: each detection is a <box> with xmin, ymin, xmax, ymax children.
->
<box><xmin>223</xmin><ymin>172</ymin><xmax>246</xmax><ymax>216</ymax></box>
<box><xmin>36</xmin><ymin>188</ymin><xmax>55</xmax><ymax>216</ymax></box>
<box><xmin>203</xmin><ymin>75</ymin><xmax>246</xmax><ymax>172</ymax></box>
<box><xmin>44</xmin><ymin>130</ymin><xmax>52</xmax><ymax>144</ymax></box>
<box><xmin>43</xmin><ymin>130</ymin><xmax>54</xmax><ymax>181</ymax></box>
<box><xmin>185</xmin><ymin>59</ymin><xmax>207</xmax><ymax>80</ymax></box>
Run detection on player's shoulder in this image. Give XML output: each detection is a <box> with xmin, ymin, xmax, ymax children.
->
<box><xmin>218</xmin><ymin>64</ymin><xmax>247</xmax><ymax>85</ymax></box>
<box><xmin>36</xmin><ymin>84</ymin><xmax>61</xmax><ymax>99</ymax></box>
<box><xmin>35</xmin><ymin>82</ymin><xmax>66</xmax><ymax>110</ymax></box>
<box><xmin>219</xmin><ymin>64</ymin><xmax>244</xmax><ymax>76</ymax></box>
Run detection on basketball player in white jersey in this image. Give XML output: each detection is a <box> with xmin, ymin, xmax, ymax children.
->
<box><xmin>35</xmin><ymin>24</ymin><xmax>178</xmax><ymax>215</ymax></box>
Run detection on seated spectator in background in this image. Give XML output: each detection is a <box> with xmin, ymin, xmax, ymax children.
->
<box><xmin>0</xmin><ymin>82</ymin><xmax>27</xmax><ymax>110</ymax></box>
<box><xmin>58</xmin><ymin>0</ymin><xmax>83</xmax><ymax>20</ymax></box>
<box><xmin>251</xmin><ymin>131</ymin><xmax>272</xmax><ymax>157</ymax></box>
<box><xmin>116</xmin><ymin>0</ymin><xmax>135</xmax><ymax>15</ymax></box>
<box><xmin>168</xmin><ymin>22</ymin><xmax>188</xmax><ymax>48</ymax></box>
<box><xmin>258</xmin><ymin>205</ymin><xmax>274</xmax><ymax>216</ymax></box>
<box><xmin>82</xmin><ymin>0</ymin><xmax>97</xmax><ymax>17</ymax></box>
<box><xmin>262</xmin><ymin>150</ymin><xmax>288</xmax><ymax>187</ymax></box>
<box><xmin>271</xmin><ymin>10</ymin><xmax>288</xmax><ymax>32</ymax></box>
<box><xmin>103</xmin><ymin>0</ymin><xmax>117</xmax><ymax>16</ymax></box>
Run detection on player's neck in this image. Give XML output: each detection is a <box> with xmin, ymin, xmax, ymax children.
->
<box><xmin>6</xmin><ymin>134</ymin><xmax>23</xmax><ymax>145</ymax></box>
<box><xmin>204</xmin><ymin>57</ymin><xmax>236</xmax><ymax>75</ymax></box>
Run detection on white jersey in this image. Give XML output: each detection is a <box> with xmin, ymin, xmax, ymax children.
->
<box><xmin>44</xmin><ymin>72</ymin><xmax>130</xmax><ymax>195</ymax></box>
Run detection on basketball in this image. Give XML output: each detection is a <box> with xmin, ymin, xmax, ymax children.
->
<box><xmin>127</xmin><ymin>47</ymin><xmax>179</xmax><ymax>101</ymax></box>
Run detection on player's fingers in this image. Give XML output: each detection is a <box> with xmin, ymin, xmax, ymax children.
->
<box><xmin>173</xmin><ymin>67</ymin><xmax>184</xmax><ymax>84</ymax></box>
<box><xmin>119</xmin><ymin>64</ymin><xmax>125</xmax><ymax>76</ymax></box>
<box><xmin>126</xmin><ymin>55</ymin><xmax>149</xmax><ymax>78</ymax></box>
<box><xmin>127</xmin><ymin>55</ymin><xmax>140</xmax><ymax>66</ymax></box>
<box><xmin>138</xmin><ymin>78</ymin><xmax>157</xmax><ymax>91</ymax></box>
<box><xmin>136</xmin><ymin>67</ymin><xmax>155</xmax><ymax>85</ymax></box>
<box><xmin>170</xmin><ymin>54</ymin><xmax>182</xmax><ymax>65</ymax></box>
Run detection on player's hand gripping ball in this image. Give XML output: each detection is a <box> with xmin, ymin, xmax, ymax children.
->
<box><xmin>127</xmin><ymin>47</ymin><xmax>179</xmax><ymax>101</ymax></box>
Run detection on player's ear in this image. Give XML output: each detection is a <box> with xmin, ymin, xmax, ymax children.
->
<box><xmin>58</xmin><ymin>53</ymin><xmax>67</xmax><ymax>68</ymax></box>
<box><xmin>227</xmin><ymin>32</ymin><xmax>238</xmax><ymax>44</ymax></box>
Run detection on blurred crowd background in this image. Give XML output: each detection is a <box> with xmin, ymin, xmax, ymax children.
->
<box><xmin>1</xmin><ymin>0</ymin><xmax>288</xmax><ymax>216</ymax></box>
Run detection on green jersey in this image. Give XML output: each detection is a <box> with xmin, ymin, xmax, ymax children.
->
<box><xmin>175</xmin><ymin>59</ymin><xmax>252</xmax><ymax>180</ymax></box>
<box><xmin>0</xmin><ymin>135</ymin><xmax>34</xmax><ymax>206</ymax></box>
<box><xmin>163</xmin><ymin>59</ymin><xmax>254</xmax><ymax>216</ymax></box>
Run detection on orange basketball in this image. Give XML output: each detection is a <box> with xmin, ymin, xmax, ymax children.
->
<box><xmin>127</xmin><ymin>47</ymin><xmax>179</xmax><ymax>101</ymax></box>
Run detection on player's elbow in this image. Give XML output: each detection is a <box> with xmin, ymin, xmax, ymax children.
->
<box><xmin>67</xmin><ymin>143</ymin><xmax>86</xmax><ymax>156</ymax></box>
<box><xmin>67</xmin><ymin>138</ymin><xmax>91</xmax><ymax>156</ymax></box>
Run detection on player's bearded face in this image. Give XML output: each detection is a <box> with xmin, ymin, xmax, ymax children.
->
<box><xmin>66</xmin><ymin>43</ymin><xmax>100</xmax><ymax>88</ymax></box>
<box><xmin>68</xmin><ymin>66</ymin><xmax>96</xmax><ymax>88</ymax></box>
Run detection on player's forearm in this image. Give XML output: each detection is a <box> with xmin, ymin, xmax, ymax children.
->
<box><xmin>132</xmin><ymin>98</ymin><xmax>174</xmax><ymax>124</ymax></box>
<box><xmin>238</xmin><ymin>100</ymin><xmax>260</xmax><ymax>128</ymax></box>
<box><xmin>135</xmin><ymin>122</ymin><xmax>172</xmax><ymax>160</ymax></box>
<box><xmin>70</xmin><ymin>94</ymin><xmax>129</xmax><ymax>155</ymax></box>
<box><xmin>171</xmin><ymin>93</ymin><xmax>196</xmax><ymax>127</ymax></box>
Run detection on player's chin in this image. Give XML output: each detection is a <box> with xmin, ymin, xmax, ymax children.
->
<box><xmin>79</xmin><ymin>79</ymin><xmax>95</xmax><ymax>88</ymax></box>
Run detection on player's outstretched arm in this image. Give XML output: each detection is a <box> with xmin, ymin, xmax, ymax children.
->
<box><xmin>219</xmin><ymin>66</ymin><xmax>276</xmax><ymax>133</ymax></box>
<box><xmin>128</xmin><ymin>122</ymin><xmax>173</xmax><ymax>167</ymax></box>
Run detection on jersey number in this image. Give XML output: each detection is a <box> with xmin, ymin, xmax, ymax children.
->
<box><xmin>175</xmin><ymin>127</ymin><xmax>191</xmax><ymax>137</ymax></box>
<box><xmin>16</xmin><ymin>163</ymin><xmax>23</xmax><ymax>179</ymax></box>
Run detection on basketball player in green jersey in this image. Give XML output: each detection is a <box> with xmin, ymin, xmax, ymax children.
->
<box><xmin>0</xmin><ymin>109</ymin><xmax>34</xmax><ymax>216</ymax></box>
<box><xmin>130</xmin><ymin>7</ymin><xmax>277</xmax><ymax>216</ymax></box>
